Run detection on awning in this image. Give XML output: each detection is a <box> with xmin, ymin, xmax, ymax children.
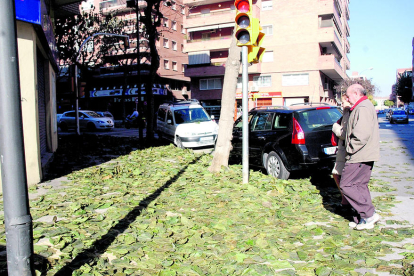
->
<box><xmin>187</xmin><ymin>23</ymin><xmax>234</xmax><ymax>33</ymax></box>
<box><xmin>188</xmin><ymin>51</ymin><xmax>210</xmax><ymax>65</ymax></box>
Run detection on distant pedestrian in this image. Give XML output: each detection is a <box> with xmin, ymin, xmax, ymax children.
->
<box><xmin>340</xmin><ymin>84</ymin><xmax>380</xmax><ymax>230</ymax></box>
<box><xmin>332</xmin><ymin>94</ymin><xmax>351</xmax><ymax>207</ymax></box>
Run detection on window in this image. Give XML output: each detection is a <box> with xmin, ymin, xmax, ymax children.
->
<box><xmin>181</xmin><ymin>6</ymin><xmax>185</xmax><ymax>14</ymax></box>
<box><xmin>172</xmin><ymin>41</ymin><xmax>177</xmax><ymax>51</ymax></box>
<box><xmin>237</xmin><ymin>77</ymin><xmax>242</xmax><ymax>88</ymax></box>
<box><xmin>201</xmin><ymin>8</ymin><xmax>210</xmax><ymax>14</ymax></box>
<box><xmin>157</xmin><ymin>108</ymin><xmax>166</xmax><ymax>121</ymax></box>
<box><xmin>263</xmin><ymin>51</ymin><xmax>273</xmax><ymax>62</ymax></box>
<box><xmin>282</xmin><ymin>73</ymin><xmax>309</xmax><ymax>86</ymax></box>
<box><xmin>181</xmin><ymin>44</ymin><xmax>184</xmax><ymax>52</ymax></box>
<box><xmin>182</xmin><ymin>64</ymin><xmax>185</xmax><ymax>73</ymax></box>
<box><xmin>172</xmin><ymin>61</ymin><xmax>177</xmax><ymax>71</ymax></box>
<box><xmin>167</xmin><ymin>110</ymin><xmax>173</xmax><ymax>124</ymax></box>
<box><xmin>253</xmin><ymin>75</ymin><xmax>272</xmax><ymax>87</ymax></box>
<box><xmin>200</xmin><ymin>78</ymin><xmax>222</xmax><ymax>90</ymax></box>
<box><xmin>262</xmin><ymin>25</ymin><xmax>273</xmax><ymax>36</ymax></box>
<box><xmin>163</xmin><ymin>18</ymin><xmax>168</xmax><ymax>27</ymax></box>
<box><xmin>250</xmin><ymin>113</ymin><xmax>274</xmax><ymax>131</ymax></box>
<box><xmin>202</xmin><ymin>33</ymin><xmax>211</xmax><ymax>40</ymax></box>
<box><xmin>273</xmin><ymin>113</ymin><xmax>290</xmax><ymax>129</ymax></box>
<box><xmin>171</xmin><ymin>1</ymin><xmax>176</xmax><ymax>10</ymax></box>
<box><xmin>172</xmin><ymin>21</ymin><xmax>177</xmax><ymax>30</ymax></box>
<box><xmin>181</xmin><ymin>25</ymin><xmax>185</xmax><ymax>34</ymax></box>
<box><xmin>262</xmin><ymin>0</ymin><xmax>272</xmax><ymax>10</ymax></box>
<box><xmin>163</xmin><ymin>38</ymin><xmax>169</xmax><ymax>48</ymax></box>
<box><xmin>164</xmin><ymin>59</ymin><xmax>169</xmax><ymax>69</ymax></box>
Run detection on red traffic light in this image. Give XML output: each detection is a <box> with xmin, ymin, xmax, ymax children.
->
<box><xmin>235</xmin><ymin>0</ymin><xmax>250</xmax><ymax>12</ymax></box>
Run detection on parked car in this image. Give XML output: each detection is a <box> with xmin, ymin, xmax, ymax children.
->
<box><xmin>96</xmin><ymin>111</ymin><xmax>114</xmax><ymax>120</ymax></box>
<box><xmin>389</xmin><ymin>110</ymin><xmax>409</xmax><ymax>124</ymax></box>
<box><xmin>57</xmin><ymin>114</ymin><xmax>63</xmax><ymax>123</ymax></box>
<box><xmin>229</xmin><ymin>104</ymin><xmax>342</xmax><ymax>179</ymax></box>
<box><xmin>386</xmin><ymin>108</ymin><xmax>399</xmax><ymax>120</ymax></box>
<box><xmin>59</xmin><ymin>110</ymin><xmax>114</xmax><ymax>131</ymax></box>
<box><xmin>156</xmin><ymin>100</ymin><xmax>219</xmax><ymax>148</ymax></box>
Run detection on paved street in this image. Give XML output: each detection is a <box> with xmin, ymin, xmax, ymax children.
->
<box><xmin>372</xmin><ymin>114</ymin><xmax>414</xmax><ymax>224</ymax></box>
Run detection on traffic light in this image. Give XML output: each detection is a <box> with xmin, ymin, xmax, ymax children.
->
<box><xmin>248</xmin><ymin>23</ymin><xmax>265</xmax><ymax>63</ymax></box>
<box><xmin>235</xmin><ymin>0</ymin><xmax>254</xmax><ymax>46</ymax></box>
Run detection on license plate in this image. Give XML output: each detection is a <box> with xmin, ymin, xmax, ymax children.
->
<box><xmin>324</xmin><ymin>146</ymin><xmax>337</xmax><ymax>155</ymax></box>
<box><xmin>200</xmin><ymin>136</ymin><xmax>213</xmax><ymax>141</ymax></box>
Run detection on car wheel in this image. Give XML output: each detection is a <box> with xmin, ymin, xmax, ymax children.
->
<box><xmin>87</xmin><ymin>122</ymin><xmax>96</xmax><ymax>131</ymax></box>
<box><xmin>176</xmin><ymin>136</ymin><xmax>185</xmax><ymax>149</ymax></box>
<box><xmin>59</xmin><ymin>122</ymin><xmax>68</xmax><ymax>131</ymax></box>
<box><xmin>266</xmin><ymin>151</ymin><xmax>290</xmax><ymax>180</ymax></box>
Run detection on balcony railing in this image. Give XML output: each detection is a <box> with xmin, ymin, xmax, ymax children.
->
<box><xmin>187</xmin><ymin>35</ymin><xmax>232</xmax><ymax>43</ymax></box>
<box><xmin>100</xmin><ymin>0</ymin><xmax>146</xmax><ymax>11</ymax></box>
<box><xmin>187</xmin><ymin>9</ymin><xmax>234</xmax><ymax>19</ymax></box>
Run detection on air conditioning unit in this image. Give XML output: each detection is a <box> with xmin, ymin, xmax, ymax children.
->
<box><xmin>250</xmin><ymin>85</ymin><xmax>259</xmax><ymax>92</ymax></box>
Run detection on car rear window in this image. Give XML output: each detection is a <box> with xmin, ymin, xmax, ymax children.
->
<box><xmin>393</xmin><ymin>111</ymin><xmax>405</xmax><ymax>115</ymax></box>
<box><xmin>174</xmin><ymin>108</ymin><xmax>211</xmax><ymax>124</ymax></box>
<box><xmin>296</xmin><ymin>108</ymin><xmax>342</xmax><ymax>131</ymax></box>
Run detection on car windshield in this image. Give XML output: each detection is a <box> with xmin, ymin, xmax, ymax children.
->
<box><xmin>393</xmin><ymin>111</ymin><xmax>405</xmax><ymax>115</ymax></box>
<box><xmin>174</xmin><ymin>108</ymin><xmax>211</xmax><ymax>124</ymax></box>
<box><xmin>83</xmin><ymin>111</ymin><xmax>101</xmax><ymax>118</ymax></box>
<box><xmin>297</xmin><ymin>108</ymin><xmax>342</xmax><ymax>130</ymax></box>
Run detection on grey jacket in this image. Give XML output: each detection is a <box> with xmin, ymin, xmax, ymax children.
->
<box><xmin>345</xmin><ymin>98</ymin><xmax>380</xmax><ymax>163</ymax></box>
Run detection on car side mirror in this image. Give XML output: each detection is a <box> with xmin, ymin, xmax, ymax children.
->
<box><xmin>167</xmin><ymin>119</ymin><xmax>172</xmax><ymax>124</ymax></box>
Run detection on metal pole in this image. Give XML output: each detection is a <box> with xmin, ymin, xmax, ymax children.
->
<box><xmin>242</xmin><ymin>46</ymin><xmax>249</xmax><ymax>184</ymax></box>
<box><xmin>136</xmin><ymin>3</ymin><xmax>144</xmax><ymax>145</ymax></box>
<box><xmin>75</xmin><ymin>64</ymin><xmax>80</xmax><ymax>135</ymax></box>
<box><xmin>0</xmin><ymin>0</ymin><xmax>34</xmax><ymax>274</ymax></box>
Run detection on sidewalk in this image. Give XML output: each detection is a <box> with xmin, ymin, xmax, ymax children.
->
<box><xmin>0</xmin><ymin>135</ymin><xmax>413</xmax><ymax>275</ymax></box>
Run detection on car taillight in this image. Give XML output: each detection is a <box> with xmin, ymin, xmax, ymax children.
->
<box><xmin>292</xmin><ymin>118</ymin><xmax>305</xmax><ymax>144</ymax></box>
<box><xmin>316</xmin><ymin>107</ymin><xmax>330</xmax><ymax>110</ymax></box>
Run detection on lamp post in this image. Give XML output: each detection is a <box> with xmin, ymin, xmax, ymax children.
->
<box><xmin>126</xmin><ymin>0</ymin><xmax>144</xmax><ymax>145</ymax></box>
<box><xmin>74</xmin><ymin>33</ymin><xmax>129</xmax><ymax>135</ymax></box>
<box><xmin>358</xmin><ymin>67</ymin><xmax>373</xmax><ymax>79</ymax></box>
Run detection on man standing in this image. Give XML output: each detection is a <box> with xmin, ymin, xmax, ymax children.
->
<box><xmin>341</xmin><ymin>84</ymin><xmax>380</xmax><ymax>230</ymax></box>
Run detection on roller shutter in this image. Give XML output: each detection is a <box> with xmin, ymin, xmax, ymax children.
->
<box><xmin>37</xmin><ymin>49</ymin><xmax>47</xmax><ymax>157</ymax></box>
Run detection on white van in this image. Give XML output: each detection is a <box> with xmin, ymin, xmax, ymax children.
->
<box><xmin>156</xmin><ymin>100</ymin><xmax>219</xmax><ymax>148</ymax></box>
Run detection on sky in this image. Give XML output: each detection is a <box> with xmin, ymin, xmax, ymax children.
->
<box><xmin>347</xmin><ymin>0</ymin><xmax>413</xmax><ymax>97</ymax></box>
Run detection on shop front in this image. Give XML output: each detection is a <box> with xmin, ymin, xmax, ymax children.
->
<box><xmin>236</xmin><ymin>91</ymin><xmax>283</xmax><ymax>110</ymax></box>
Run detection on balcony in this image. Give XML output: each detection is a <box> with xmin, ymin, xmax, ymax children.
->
<box><xmin>342</xmin><ymin>54</ymin><xmax>350</xmax><ymax>70</ymax></box>
<box><xmin>183</xmin><ymin>0</ymin><xmax>227</xmax><ymax>7</ymax></box>
<box><xmin>318</xmin><ymin>54</ymin><xmax>346</xmax><ymax>81</ymax></box>
<box><xmin>186</xmin><ymin>9</ymin><xmax>235</xmax><ymax>29</ymax></box>
<box><xmin>318</xmin><ymin>27</ymin><xmax>344</xmax><ymax>57</ymax></box>
<box><xmin>185</xmin><ymin>36</ymin><xmax>233</xmax><ymax>52</ymax></box>
<box><xmin>100</xmin><ymin>0</ymin><xmax>147</xmax><ymax>13</ymax></box>
<box><xmin>184</xmin><ymin>64</ymin><xmax>226</xmax><ymax>78</ymax></box>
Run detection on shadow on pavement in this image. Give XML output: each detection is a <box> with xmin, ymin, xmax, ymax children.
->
<box><xmin>53</xmin><ymin>155</ymin><xmax>201</xmax><ymax>275</ymax></box>
<box><xmin>43</xmin><ymin>134</ymin><xmax>168</xmax><ymax>181</ymax></box>
<box><xmin>0</xmin><ymin>244</ymin><xmax>51</xmax><ymax>275</ymax></box>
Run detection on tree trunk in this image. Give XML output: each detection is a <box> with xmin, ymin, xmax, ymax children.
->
<box><xmin>209</xmin><ymin>35</ymin><xmax>241</xmax><ymax>172</ymax></box>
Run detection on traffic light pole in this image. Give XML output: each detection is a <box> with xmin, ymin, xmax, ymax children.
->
<box><xmin>0</xmin><ymin>0</ymin><xmax>34</xmax><ymax>274</ymax></box>
<box><xmin>242</xmin><ymin>46</ymin><xmax>249</xmax><ymax>184</ymax></box>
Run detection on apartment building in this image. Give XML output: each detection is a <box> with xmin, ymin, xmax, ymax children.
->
<box><xmin>58</xmin><ymin>0</ymin><xmax>190</xmax><ymax>118</ymax></box>
<box><xmin>183</xmin><ymin>0</ymin><xmax>350</xmax><ymax>111</ymax></box>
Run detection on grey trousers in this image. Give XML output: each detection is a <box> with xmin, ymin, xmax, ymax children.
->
<box><xmin>340</xmin><ymin>162</ymin><xmax>375</xmax><ymax>222</ymax></box>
